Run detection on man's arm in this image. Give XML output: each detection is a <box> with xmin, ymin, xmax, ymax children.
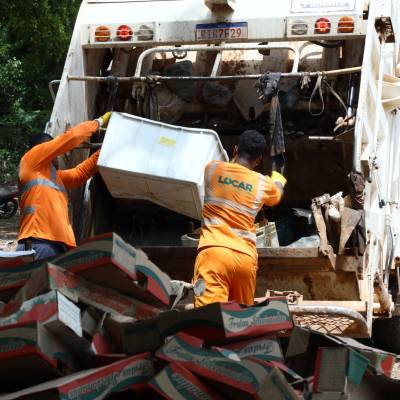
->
<box><xmin>58</xmin><ymin>150</ymin><xmax>100</xmax><ymax>189</ymax></box>
<box><xmin>263</xmin><ymin>171</ymin><xmax>287</xmax><ymax>206</ymax></box>
<box><xmin>24</xmin><ymin>121</ymin><xmax>99</xmax><ymax>170</ymax></box>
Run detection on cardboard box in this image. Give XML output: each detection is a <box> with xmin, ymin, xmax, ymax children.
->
<box><xmin>106</xmin><ymin>299</ymin><xmax>292</xmax><ymax>356</ymax></box>
<box><xmin>104</xmin><ymin>309</ymin><xmax>192</xmax><ymax>355</ymax></box>
<box><xmin>313</xmin><ymin>347</ymin><xmax>370</xmax><ymax>397</ymax></box>
<box><xmin>90</xmin><ymin>326</ymin><xmax>114</xmax><ymax>356</ymax></box>
<box><xmin>0</xmin><ymin>287</ymin><xmax>119</xmax><ymax>366</ymax></box>
<box><xmin>285</xmin><ymin>327</ymin><xmax>343</xmax><ymax>378</ymax></box>
<box><xmin>52</xmin><ymin>232</ymin><xmax>171</xmax><ymax>306</ymax></box>
<box><xmin>0</xmin><ymin>290</ymin><xmax>82</xmax><ymax>337</ymax></box>
<box><xmin>3</xmin><ymin>263</ymin><xmax>161</xmax><ymax>320</ymax></box>
<box><xmin>149</xmin><ymin>362</ymin><xmax>224</xmax><ymax>400</ymax></box>
<box><xmin>104</xmin><ymin>314</ymin><xmax>162</xmax><ymax>355</ymax></box>
<box><xmin>337</xmin><ymin>337</ymin><xmax>396</xmax><ymax>378</ymax></box>
<box><xmin>249</xmin><ymin>358</ymin><xmax>304</xmax><ymax>383</ymax></box>
<box><xmin>1</xmin><ymin>352</ymin><xmax>154</xmax><ymax>399</ymax></box>
<box><xmin>221</xmin><ymin>335</ymin><xmax>284</xmax><ymax>363</ymax></box>
<box><xmin>93</xmin><ymin>353</ymin><xmax>127</xmax><ymax>368</ymax></box>
<box><xmin>156</xmin><ymin>333</ymin><xmax>297</xmax><ymax>400</ymax></box>
<box><xmin>0</xmin><ymin>289</ymin><xmax>99</xmax><ymax>364</ymax></box>
<box><xmin>286</xmin><ymin>327</ymin><xmax>395</xmax><ymax>382</ymax></box>
<box><xmin>81</xmin><ymin>308</ymin><xmax>99</xmax><ymax>337</ymax></box>
<box><xmin>0</xmin><ymin>321</ymin><xmax>74</xmax><ymax>392</ymax></box>
<box><xmin>166</xmin><ymin>297</ymin><xmax>293</xmax><ymax>342</ymax></box>
<box><xmin>0</xmin><ymin>257</ymin><xmax>53</xmax><ymax>302</ymax></box>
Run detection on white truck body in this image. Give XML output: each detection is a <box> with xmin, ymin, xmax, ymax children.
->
<box><xmin>50</xmin><ymin>0</ymin><xmax>400</xmax><ymax>343</ymax></box>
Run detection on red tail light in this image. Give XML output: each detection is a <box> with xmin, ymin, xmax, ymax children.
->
<box><xmin>315</xmin><ymin>18</ymin><xmax>331</xmax><ymax>34</ymax></box>
<box><xmin>117</xmin><ymin>25</ymin><xmax>133</xmax><ymax>41</ymax></box>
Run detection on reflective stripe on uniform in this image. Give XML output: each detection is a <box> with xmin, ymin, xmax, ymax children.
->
<box><xmin>205</xmin><ymin>161</ymin><xmax>221</xmax><ymax>196</ymax></box>
<box><xmin>204</xmin><ymin>196</ymin><xmax>257</xmax><ymax>218</ymax></box>
<box><xmin>253</xmin><ymin>175</ymin><xmax>267</xmax><ymax>211</ymax></box>
<box><xmin>203</xmin><ymin>215</ymin><xmax>256</xmax><ymax>244</ymax></box>
<box><xmin>51</xmin><ymin>165</ymin><xmax>57</xmax><ymax>182</ymax></box>
<box><xmin>19</xmin><ymin>178</ymin><xmax>66</xmax><ymax>198</ymax></box>
<box><xmin>231</xmin><ymin>228</ymin><xmax>257</xmax><ymax>244</ymax></box>
<box><xmin>203</xmin><ymin>216</ymin><xmax>222</xmax><ymax>226</ymax></box>
<box><xmin>21</xmin><ymin>206</ymin><xmax>36</xmax><ymax>217</ymax></box>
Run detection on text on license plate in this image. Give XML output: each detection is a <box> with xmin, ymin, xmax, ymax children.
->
<box><xmin>196</xmin><ymin>22</ymin><xmax>248</xmax><ymax>41</ymax></box>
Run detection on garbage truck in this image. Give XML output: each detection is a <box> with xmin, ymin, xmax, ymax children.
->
<box><xmin>48</xmin><ymin>0</ymin><xmax>400</xmax><ymax>351</ymax></box>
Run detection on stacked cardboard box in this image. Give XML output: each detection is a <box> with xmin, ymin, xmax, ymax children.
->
<box><xmin>0</xmin><ymin>233</ymin><xmax>399</xmax><ymax>399</ymax></box>
<box><xmin>53</xmin><ymin>233</ymin><xmax>171</xmax><ymax>307</ymax></box>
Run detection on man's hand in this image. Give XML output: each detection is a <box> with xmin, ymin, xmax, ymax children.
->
<box><xmin>271</xmin><ymin>170</ymin><xmax>287</xmax><ymax>193</ymax></box>
<box><xmin>95</xmin><ymin>111</ymin><xmax>112</xmax><ymax>128</ymax></box>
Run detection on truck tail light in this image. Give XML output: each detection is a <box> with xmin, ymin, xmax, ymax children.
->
<box><xmin>291</xmin><ymin>20</ymin><xmax>308</xmax><ymax>35</ymax></box>
<box><xmin>338</xmin><ymin>16</ymin><xmax>354</xmax><ymax>33</ymax></box>
<box><xmin>95</xmin><ymin>26</ymin><xmax>111</xmax><ymax>42</ymax></box>
<box><xmin>116</xmin><ymin>25</ymin><xmax>133</xmax><ymax>41</ymax></box>
<box><xmin>315</xmin><ymin>18</ymin><xmax>331</xmax><ymax>34</ymax></box>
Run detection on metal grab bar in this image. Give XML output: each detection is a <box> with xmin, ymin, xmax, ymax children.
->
<box><xmin>68</xmin><ymin>66</ymin><xmax>362</xmax><ymax>84</ymax></box>
<box><xmin>134</xmin><ymin>44</ymin><xmax>300</xmax><ymax>77</ymax></box>
<box><xmin>49</xmin><ymin>80</ymin><xmax>61</xmax><ymax>102</ymax></box>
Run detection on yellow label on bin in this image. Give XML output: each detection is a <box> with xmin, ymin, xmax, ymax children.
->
<box><xmin>159</xmin><ymin>136</ymin><xmax>176</xmax><ymax>147</ymax></box>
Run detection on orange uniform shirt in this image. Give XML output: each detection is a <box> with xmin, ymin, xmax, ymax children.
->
<box><xmin>18</xmin><ymin>121</ymin><xmax>99</xmax><ymax>248</ymax></box>
<box><xmin>199</xmin><ymin>161</ymin><xmax>282</xmax><ymax>258</ymax></box>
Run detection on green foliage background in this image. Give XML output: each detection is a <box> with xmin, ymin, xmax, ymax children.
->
<box><xmin>0</xmin><ymin>0</ymin><xmax>81</xmax><ymax>184</ymax></box>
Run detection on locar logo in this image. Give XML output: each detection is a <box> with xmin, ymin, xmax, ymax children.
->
<box><xmin>218</xmin><ymin>176</ymin><xmax>253</xmax><ymax>192</ymax></box>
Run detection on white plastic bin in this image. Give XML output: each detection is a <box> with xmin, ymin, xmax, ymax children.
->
<box><xmin>98</xmin><ymin>112</ymin><xmax>228</xmax><ymax>220</ymax></box>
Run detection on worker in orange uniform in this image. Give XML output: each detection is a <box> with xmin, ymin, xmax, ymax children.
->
<box><xmin>193</xmin><ymin>130</ymin><xmax>286</xmax><ymax>307</ymax></box>
<box><xmin>16</xmin><ymin>112</ymin><xmax>112</xmax><ymax>260</ymax></box>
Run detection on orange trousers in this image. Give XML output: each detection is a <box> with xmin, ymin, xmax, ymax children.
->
<box><xmin>193</xmin><ymin>246</ymin><xmax>258</xmax><ymax>307</ymax></box>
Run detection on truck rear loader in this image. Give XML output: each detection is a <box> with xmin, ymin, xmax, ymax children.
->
<box><xmin>48</xmin><ymin>0</ymin><xmax>400</xmax><ymax>352</ymax></box>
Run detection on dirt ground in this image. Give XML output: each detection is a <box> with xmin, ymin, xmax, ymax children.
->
<box><xmin>0</xmin><ymin>213</ymin><xmax>18</xmax><ymax>252</ymax></box>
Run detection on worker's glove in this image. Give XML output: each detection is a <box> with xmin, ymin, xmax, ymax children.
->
<box><xmin>271</xmin><ymin>171</ymin><xmax>287</xmax><ymax>188</ymax></box>
<box><xmin>95</xmin><ymin>111</ymin><xmax>112</xmax><ymax>128</ymax></box>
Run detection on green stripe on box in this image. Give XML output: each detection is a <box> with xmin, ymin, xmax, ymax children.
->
<box><xmin>135</xmin><ymin>264</ymin><xmax>170</xmax><ymax>299</ymax></box>
<box><xmin>165</xmin><ymin>367</ymin><xmax>213</xmax><ymax>400</ymax></box>
<box><xmin>55</xmin><ymin>250</ymin><xmax>111</xmax><ymax>268</ymax></box>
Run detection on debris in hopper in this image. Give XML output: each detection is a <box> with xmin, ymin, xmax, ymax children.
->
<box><xmin>286</xmin><ymin>234</ymin><xmax>320</xmax><ymax>248</ymax></box>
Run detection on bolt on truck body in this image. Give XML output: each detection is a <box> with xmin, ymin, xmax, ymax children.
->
<box><xmin>49</xmin><ymin>0</ymin><xmax>400</xmax><ymax>350</ymax></box>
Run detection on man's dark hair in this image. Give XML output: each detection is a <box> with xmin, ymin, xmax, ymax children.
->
<box><xmin>237</xmin><ymin>130</ymin><xmax>266</xmax><ymax>160</ymax></box>
<box><xmin>29</xmin><ymin>133</ymin><xmax>53</xmax><ymax>150</ymax></box>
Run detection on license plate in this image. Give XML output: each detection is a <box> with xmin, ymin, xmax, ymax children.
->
<box><xmin>195</xmin><ymin>22</ymin><xmax>248</xmax><ymax>41</ymax></box>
